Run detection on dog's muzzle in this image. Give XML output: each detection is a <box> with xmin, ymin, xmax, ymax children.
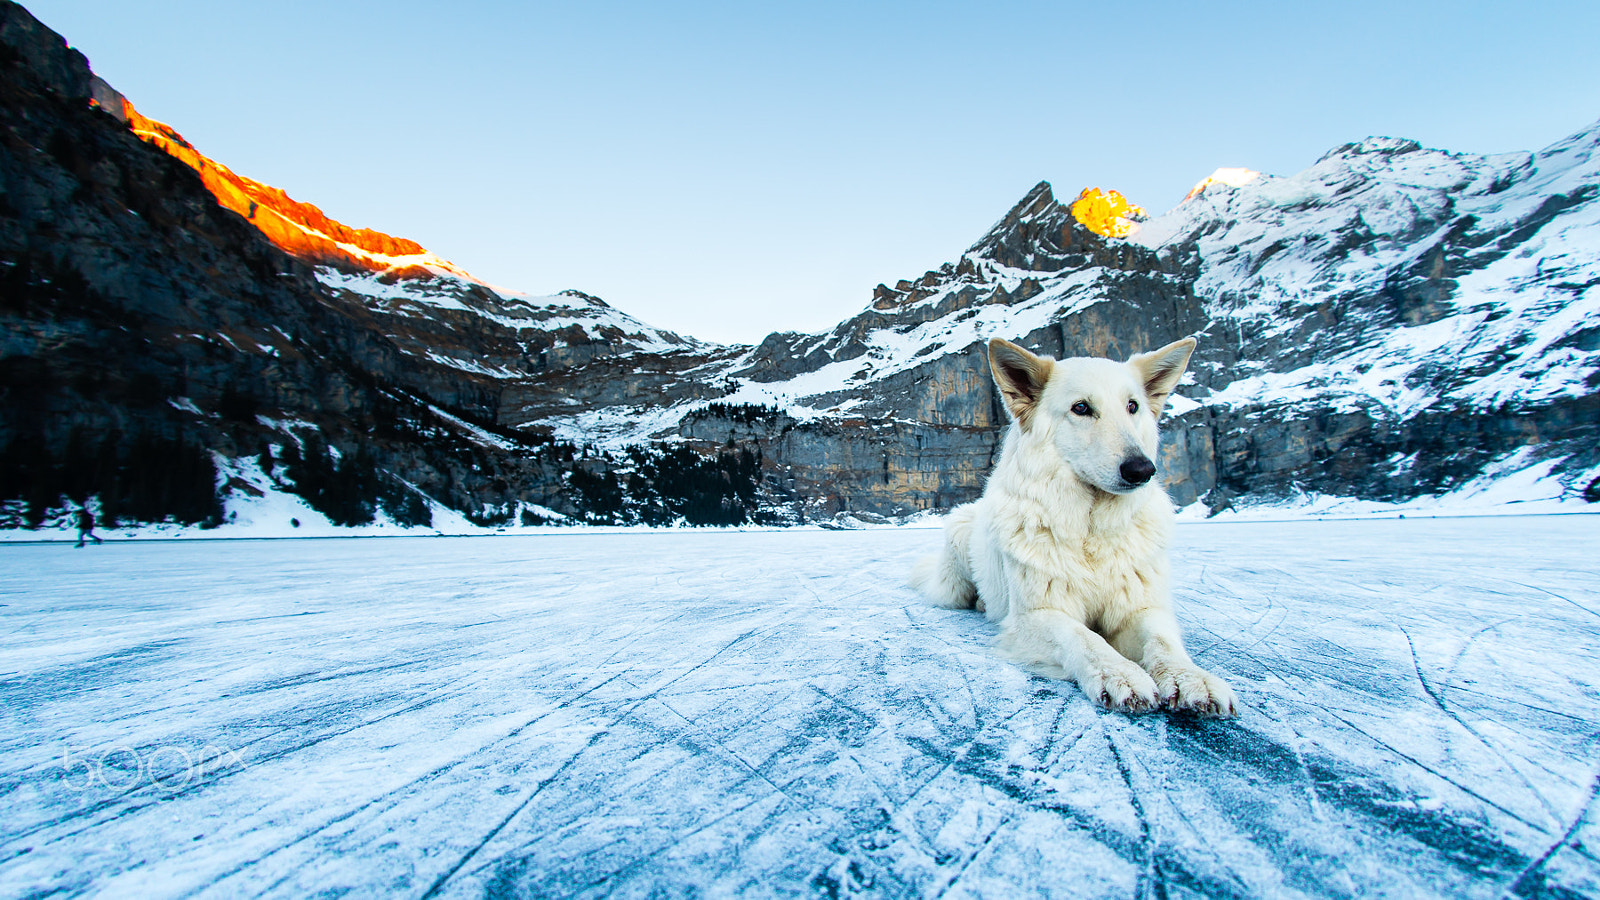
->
<box><xmin>1119</xmin><ymin>455</ymin><xmax>1156</xmax><ymax>488</ymax></box>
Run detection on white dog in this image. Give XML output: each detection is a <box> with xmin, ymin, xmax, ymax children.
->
<box><xmin>911</xmin><ymin>337</ymin><xmax>1236</xmax><ymax>716</ymax></box>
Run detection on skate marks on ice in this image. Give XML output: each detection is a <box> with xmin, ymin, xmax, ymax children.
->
<box><xmin>0</xmin><ymin>518</ymin><xmax>1595</xmax><ymax>897</ymax></box>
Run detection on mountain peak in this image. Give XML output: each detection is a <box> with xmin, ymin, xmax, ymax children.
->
<box><xmin>1009</xmin><ymin>180</ymin><xmax>1057</xmax><ymax>219</ymax></box>
<box><xmin>1184</xmin><ymin>167</ymin><xmax>1262</xmax><ymax>201</ymax></box>
<box><xmin>1318</xmin><ymin>136</ymin><xmax>1425</xmax><ymax>163</ymax></box>
<box><xmin>1068</xmin><ymin>187</ymin><xmax>1146</xmax><ymax>238</ymax></box>
<box><xmin>558</xmin><ymin>289</ymin><xmax>610</xmax><ymax>308</ymax></box>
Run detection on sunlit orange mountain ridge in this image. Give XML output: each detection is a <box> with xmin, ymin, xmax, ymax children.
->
<box><xmin>115</xmin><ymin>99</ymin><xmax>472</xmax><ymax>280</ymax></box>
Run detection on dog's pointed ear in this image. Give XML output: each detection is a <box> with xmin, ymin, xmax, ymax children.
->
<box><xmin>1129</xmin><ymin>337</ymin><xmax>1196</xmax><ymax>417</ymax></box>
<box><xmin>988</xmin><ymin>338</ymin><xmax>1053</xmax><ymax>429</ymax></box>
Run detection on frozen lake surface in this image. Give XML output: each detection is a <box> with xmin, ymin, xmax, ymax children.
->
<box><xmin>2</xmin><ymin>517</ymin><xmax>1598</xmax><ymax>898</ymax></box>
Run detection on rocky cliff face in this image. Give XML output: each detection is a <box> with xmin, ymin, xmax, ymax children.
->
<box><xmin>0</xmin><ymin>1</ymin><xmax>750</xmax><ymax>529</ymax></box>
<box><xmin>666</xmin><ymin>181</ymin><xmax>1211</xmax><ymax>514</ymax></box>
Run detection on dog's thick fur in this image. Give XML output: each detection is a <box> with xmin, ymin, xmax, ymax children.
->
<box><xmin>911</xmin><ymin>337</ymin><xmax>1236</xmax><ymax>716</ymax></box>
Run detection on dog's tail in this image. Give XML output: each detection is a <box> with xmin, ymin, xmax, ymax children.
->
<box><xmin>909</xmin><ymin>504</ymin><xmax>978</xmax><ymax>609</ymax></box>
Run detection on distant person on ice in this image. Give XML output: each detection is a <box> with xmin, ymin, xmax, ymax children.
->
<box><xmin>75</xmin><ymin>507</ymin><xmax>101</xmax><ymax>547</ymax></box>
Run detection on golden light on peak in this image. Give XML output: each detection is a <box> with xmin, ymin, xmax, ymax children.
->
<box><xmin>1069</xmin><ymin>188</ymin><xmax>1145</xmax><ymax>239</ymax></box>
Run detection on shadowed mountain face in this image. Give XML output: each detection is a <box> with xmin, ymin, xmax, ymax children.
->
<box><xmin>0</xmin><ymin>1</ymin><xmax>745</xmax><ymax>529</ymax></box>
<box><xmin>2</xmin><ymin>0</ymin><xmax>1595</xmax><ymax>528</ymax></box>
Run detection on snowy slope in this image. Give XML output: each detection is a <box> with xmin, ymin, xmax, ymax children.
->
<box><xmin>316</xmin><ymin>268</ymin><xmax>705</xmax><ymax>373</ymax></box>
<box><xmin>1135</xmin><ymin>122</ymin><xmax>1600</xmax><ymax>419</ymax></box>
<box><xmin>316</xmin><ymin>269</ymin><xmax>701</xmax><ymax>356</ymax></box>
<box><xmin>2</xmin><ymin>520</ymin><xmax>1596</xmax><ymax>896</ymax></box>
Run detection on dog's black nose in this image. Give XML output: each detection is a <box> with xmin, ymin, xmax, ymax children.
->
<box><xmin>1120</xmin><ymin>456</ymin><xmax>1156</xmax><ymax>486</ymax></box>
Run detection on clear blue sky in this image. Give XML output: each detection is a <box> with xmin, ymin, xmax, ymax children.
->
<box><xmin>23</xmin><ymin>0</ymin><xmax>1600</xmax><ymax>344</ymax></box>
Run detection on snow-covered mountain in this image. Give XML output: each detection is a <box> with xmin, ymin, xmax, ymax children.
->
<box><xmin>1142</xmin><ymin>128</ymin><xmax>1600</xmax><ymax>416</ymax></box>
<box><xmin>2</xmin><ymin>0</ymin><xmax>1594</xmax><ymax>532</ymax></box>
<box><xmin>1138</xmin><ymin>126</ymin><xmax>1600</xmax><ymax>511</ymax></box>
<box><xmin>521</xmin><ymin>125</ymin><xmax>1600</xmax><ymax>518</ymax></box>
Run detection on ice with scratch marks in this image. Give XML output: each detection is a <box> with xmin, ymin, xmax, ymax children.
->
<box><xmin>1</xmin><ymin>519</ymin><xmax>1597</xmax><ymax>898</ymax></box>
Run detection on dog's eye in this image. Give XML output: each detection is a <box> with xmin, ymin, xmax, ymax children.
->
<box><xmin>1070</xmin><ymin>401</ymin><xmax>1092</xmax><ymax>417</ymax></box>
<box><xmin>1127</xmin><ymin>399</ymin><xmax>1139</xmax><ymax>414</ymax></box>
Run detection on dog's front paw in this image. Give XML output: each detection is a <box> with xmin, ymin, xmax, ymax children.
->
<box><xmin>1153</xmin><ymin>665</ymin><xmax>1237</xmax><ymax>717</ymax></box>
<box><xmin>1080</xmin><ymin>662</ymin><xmax>1160</xmax><ymax>714</ymax></box>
